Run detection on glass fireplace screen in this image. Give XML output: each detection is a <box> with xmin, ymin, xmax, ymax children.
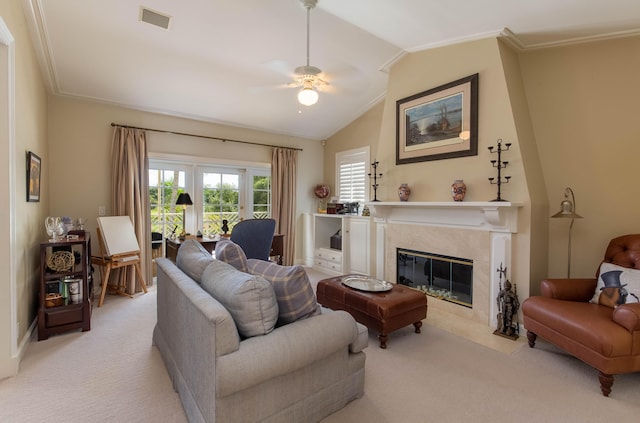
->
<box><xmin>397</xmin><ymin>248</ymin><xmax>473</xmax><ymax>307</ymax></box>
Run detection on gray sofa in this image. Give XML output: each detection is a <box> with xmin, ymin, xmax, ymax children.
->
<box><xmin>153</xmin><ymin>240</ymin><xmax>367</xmax><ymax>423</ymax></box>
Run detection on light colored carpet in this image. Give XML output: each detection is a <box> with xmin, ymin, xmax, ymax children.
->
<box><xmin>1</xmin><ymin>269</ymin><xmax>639</xmax><ymax>423</ymax></box>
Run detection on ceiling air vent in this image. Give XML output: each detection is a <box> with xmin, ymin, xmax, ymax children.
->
<box><xmin>140</xmin><ymin>7</ymin><xmax>171</xmax><ymax>30</ymax></box>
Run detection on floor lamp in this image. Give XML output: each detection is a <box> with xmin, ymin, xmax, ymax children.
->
<box><xmin>551</xmin><ymin>187</ymin><xmax>583</xmax><ymax>278</ymax></box>
<box><xmin>176</xmin><ymin>193</ymin><xmax>193</xmax><ymax>237</ymax></box>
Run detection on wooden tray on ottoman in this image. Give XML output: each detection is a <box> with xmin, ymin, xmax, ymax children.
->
<box><xmin>316</xmin><ymin>275</ymin><xmax>428</xmax><ymax>348</ymax></box>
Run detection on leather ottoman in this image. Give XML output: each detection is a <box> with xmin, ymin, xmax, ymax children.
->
<box><xmin>316</xmin><ymin>275</ymin><xmax>428</xmax><ymax>348</ymax></box>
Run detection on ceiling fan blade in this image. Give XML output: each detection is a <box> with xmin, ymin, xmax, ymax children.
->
<box><xmin>261</xmin><ymin>59</ymin><xmax>295</xmax><ymax>78</ymax></box>
<box><xmin>248</xmin><ymin>83</ymin><xmax>292</xmax><ymax>94</ymax></box>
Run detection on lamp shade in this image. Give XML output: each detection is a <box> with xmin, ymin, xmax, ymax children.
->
<box><xmin>176</xmin><ymin>193</ymin><xmax>193</xmax><ymax>206</ymax></box>
<box><xmin>551</xmin><ymin>187</ymin><xmax>582</xmax><ymax>219</ymax></box>
<box><xmin>551</xmin><ymin>200</ymin><xmax>583</xmax><ymax>219</ymax></box>
<box><xmin>298</xmin><ymin>87</ymin><xmax>318</xmax><ymax>106</ymax></box>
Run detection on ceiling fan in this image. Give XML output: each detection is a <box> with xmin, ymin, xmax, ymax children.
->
<box><xmin>294</xmin><ymin>0</ymin><xmax>326</xmax><ymax>106</ymax></box>
<box><xmin>253</xmin><ymin>0</ymin><xmax>361</xmax><ymax>104</ymax></box>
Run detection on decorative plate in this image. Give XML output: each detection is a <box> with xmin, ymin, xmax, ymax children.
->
<box><xmin>342</xmin><ymin>276</ymin><xmax>393</xmax><ymax>292</ymax></box>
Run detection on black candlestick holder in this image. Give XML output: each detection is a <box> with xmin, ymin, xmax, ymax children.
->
<box><xmin>368</xmin><ymin>160</ymin><xmax>382</xmax><ymax>202</ymax></box>
<box><xmin>488</xmin><ymin>139</ymin><xmax>511</xmax><ymax>202</ymax></box>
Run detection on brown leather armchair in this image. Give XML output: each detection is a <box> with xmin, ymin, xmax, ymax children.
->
<box><xmin>522</xmin><ymin>234</ymin><xmax>640</xmax><ymax>396</ymax></box>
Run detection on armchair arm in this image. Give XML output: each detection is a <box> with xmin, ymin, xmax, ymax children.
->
<box><xmin>540</xmin><ymin>278</ymin><xmax>597</xmax><ymax>302</ymax></box>
<box><xmin>612</xmin><ymin>303</ymin><xmax>640</xmax><ymax>333</ymax></box>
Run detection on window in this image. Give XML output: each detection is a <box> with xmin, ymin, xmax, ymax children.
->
<box><xmin>250</xmin><ymin>170</ymin><xmax>271</xmax><ymax>218</ymax></box>
<box><xmin>149</xmin><ymin>166</ymin><xmax>189</xmax><ymax>239</ymax></box>
<box><xmin>200</xmin><ymin>169</ymin><xmax>241</xmax><ymax>235</ymax></box>
<box><xmin>336</xmin><ymin>146</ymin><xmax>369</xmax><ymax>203</ymax></box>
<box><xmin>149</xmin><ymin>160</ymin><xmax>270</xmax><ymax>240</ymax></box>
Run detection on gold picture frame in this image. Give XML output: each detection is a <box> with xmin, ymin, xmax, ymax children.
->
<box><xmin>396</xmin><ymin>74</ymin><xmax>478</xmax><ymax>164</ymax></box>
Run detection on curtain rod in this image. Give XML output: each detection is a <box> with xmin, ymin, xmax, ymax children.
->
<box><xmin>110</xmin><ymin>123</ymin><xmax>303</xmax><ymax>151</ymax></box>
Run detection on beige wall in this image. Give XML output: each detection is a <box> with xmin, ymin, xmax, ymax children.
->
<box><xmin>47</xmin><ymin>96</ymin><xmax>323</xmax><ymax>266</ymax></box>
<box><xmin>323</xmin><ymin>100</ymin><xmax>384</xmax><ymax>191</ymax></box>
<box><xmin>325</xmin><ymin>34</ymin><xmax>640</xmax><ymax>298</ymax></box>
<box><xmin>376</xmin><ymin>38</ymin><xmax>529</xmax><ymax>204</ymax></box>
<box><xmin>519</xmin><ymin>35</ymin><xmax>640</xmax><ymax>279</ymax></box>
<box><xmin>1</xmin><ymin>0</ymin><xmax>49</xmax><ymax>378</ymax></box>
<box><xmin>326</xmin><ymin>37</ymin><xmax>538</xmax><ymax>298</ymax></box>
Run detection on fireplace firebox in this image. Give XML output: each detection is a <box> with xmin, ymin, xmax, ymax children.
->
<box><xmin>397</xmin><ymin>248</ymin><xmax>473</xmax><ymax>307</ymax></box>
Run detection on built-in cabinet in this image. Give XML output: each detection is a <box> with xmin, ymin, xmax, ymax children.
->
<box><xmin>312</xmin><ymin>214</ymin><xmax>371</xmax><ymax>276</ymax></box>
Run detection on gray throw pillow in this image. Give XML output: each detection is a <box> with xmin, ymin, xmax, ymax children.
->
<box><xmin>247</xmin><ymin>259</ymin><xmax>321</xmax><ymax>326</ymax></box>
<box><xmin>201</xmin><ymin>260</ymin><xmax>278</xmax><ymax>338</ymax></box>
<box><xmin>176</xmin><ymin>239</ymin><xmax>214</xmax><ymax>283</ymax></box>
<box><xmin>215</xmin><ymin>239</ymin><xmax>249</xmax><ymax>272</ymax></box>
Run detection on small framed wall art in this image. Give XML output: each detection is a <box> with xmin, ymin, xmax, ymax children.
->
<box><xmin>396</xmin><ymin>73</ymin><xmax>478</xmax><ymax>164</ymax></box>
<box><xmin>27</xmin><ymin>151</ymin><xmax>41</xmax><ymax>202</ymax></box>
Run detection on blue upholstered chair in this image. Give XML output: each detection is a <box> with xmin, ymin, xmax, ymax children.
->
<box><xmin>230</xmin><ymin>218</ymin><xmax>276</xmax><ymax>261</ymax></box>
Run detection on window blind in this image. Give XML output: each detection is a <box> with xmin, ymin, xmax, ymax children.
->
<box><xmin>336</xmin><ymin>148</ymin><xmax>368</xmax><ymax>203</ymax></box>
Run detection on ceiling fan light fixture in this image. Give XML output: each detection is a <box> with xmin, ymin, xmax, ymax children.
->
<box><xmin>298</xmin><ymin>86</ymin><xmax>318</xmax><ymax>106</ymax></box>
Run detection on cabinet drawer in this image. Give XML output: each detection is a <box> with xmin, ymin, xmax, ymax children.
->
<box><xmin>313</xmin><ymin>258</ymin><xmax>342</xmax><ymax>273</ymax></box>
<box><xmin>324</xmin><ymin>261</ymin><xmax>342</xmax><ymax>271</ymax></box>
<box><xmin>314</xmin><ymin>258</ymin><xmax>328</xmax><ymax>268</ymax></box>
<box><xmin>45</xmin><ymin>306</ymin><xmax>83</xmax><ymax>327</ymax></box>
<box><xmin>316</xmin><ymin>248</ymin><xmax>342</xmax><ymax>263</ymax></box>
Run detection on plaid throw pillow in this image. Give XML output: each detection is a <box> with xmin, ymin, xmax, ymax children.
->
<box><xmin>247</xmin><ymin>259</ymin><xmax>321</xmax><ymax>326</ymax></box>
<box><xmin>215</xmin><ymin>239</ymin><xmax>249</xmax><ymax>273</ymax></box>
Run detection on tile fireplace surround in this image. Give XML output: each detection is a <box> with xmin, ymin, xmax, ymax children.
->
<box><xmin>368</xmin><ymin>202</ymin><xmax>522</xmax><ymax>330</ymax></box>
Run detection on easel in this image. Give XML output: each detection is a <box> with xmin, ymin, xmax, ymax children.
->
<box><xmin>91</xmin><ymin>225</ymin><xmax>148</xmax><ymax>307</ymax></box>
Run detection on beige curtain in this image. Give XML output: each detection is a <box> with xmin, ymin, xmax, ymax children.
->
<box><xmin>111</xmin><ymin>126</ymin><xmax>151</xmax><ymax>292</ymax></box>
<box><xmin>271</xmin><ymin>148</ymin><xmax>297</xmax><ymax>265</ymax></box>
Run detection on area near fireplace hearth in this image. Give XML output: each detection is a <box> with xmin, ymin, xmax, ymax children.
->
<box><xmin>368</xmin><ymin>201</ymin><xmax>524</xmax><ymax>343</ymax></box>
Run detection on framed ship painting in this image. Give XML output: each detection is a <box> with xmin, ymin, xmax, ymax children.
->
<box><xmin>397</xmin><ymin>74</ymin><xmax>478</xmax><ymax>164</ymax></box>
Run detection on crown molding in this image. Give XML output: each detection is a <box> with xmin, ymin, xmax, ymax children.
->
<box><xmin>21</xmin><ymin>0</ymin><xmax>58</xmax><ymax>94</ymax></box>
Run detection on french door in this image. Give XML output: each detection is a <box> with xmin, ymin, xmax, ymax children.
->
<box><xmin>149</xmin><ymin>160</ymin><xmax>271</xmax><ymax>240</ymax></box>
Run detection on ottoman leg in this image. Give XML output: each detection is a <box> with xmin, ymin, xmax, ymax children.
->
<box><xmin>413</xmin><ymin>321</ymin><xmax>422</xmax><ymax>333</ymax></box>
<box><xmin>378</xmin><ymin>334</ymin><xmax>388</xmax><ymax>349</ymax></box>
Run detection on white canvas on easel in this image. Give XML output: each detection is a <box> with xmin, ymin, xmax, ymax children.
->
<box><xmin>93</xmin><ymin>216</ymin><xmax>147</xmax><ymax>307</ymax></box>
<box><xmin>97</xmin><ymin>216</ymin><xmax>140</xmax><ymax>256</ymax></box>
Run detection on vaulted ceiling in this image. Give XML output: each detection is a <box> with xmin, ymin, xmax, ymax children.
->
<box><xmin>22</xmin><ymin>0</ymin><xmax>640</xmax><ymax>140</ymax></box>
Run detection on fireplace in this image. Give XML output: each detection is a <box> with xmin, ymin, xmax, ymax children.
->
<box><xmin>368</xmin><ymin>201</ymin><xmax>522</xmax><ymax>328</ymax></box>
<box><xmin>397</xmin><ymin>248</ymin><xmax>473</xmax><ymax>307</ymax></box>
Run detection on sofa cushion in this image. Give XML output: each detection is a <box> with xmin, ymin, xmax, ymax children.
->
<box><xmin>176</xmin><ymin>239</ymin><xmax>214</xmax><ymax>283</ymax></box>
<box><xmin>214</xmin><ymin>239</ymin><xmax>249</xmax><ymax>273</ymax></box>
<box><xmin>201</xmin><ymin>260</ymin><xmax>278</xmax><ymax>338</ymax></box>
<box><xmin>591</xmin><ymin>262</ymin><xmax>640</xmax><ymax>308</ymax></box>
<box><xmin>247</xmin><ymin>259</ymin><xmax>321</xmax><ymax>326</ymax></box>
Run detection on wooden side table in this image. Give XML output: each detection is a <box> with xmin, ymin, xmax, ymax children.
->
<box><xmin>165</xmin><ymin>237</ymin><xmax>217</xmax><ymax>262</ymax></box>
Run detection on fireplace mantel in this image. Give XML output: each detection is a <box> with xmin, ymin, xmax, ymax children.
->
<box><xmin>367</xmin><ymin>201</ymin><xmax>522</xmax><ymax>233</ymax></box>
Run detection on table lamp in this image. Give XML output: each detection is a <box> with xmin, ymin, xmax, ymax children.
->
<box><xmin>176</xmin><ymin>193</ymin><xmax>193</xmax><ymax>237</ymax></box>
<box><xmin>551</xmin><ymin>187</ymin><xmax>583</xmax><ymax>278</ymax></box>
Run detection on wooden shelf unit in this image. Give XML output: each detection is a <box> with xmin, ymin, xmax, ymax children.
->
<box><xmin>37</xmin><ymin>233</ymin><xmax>92</xmax><ymax>341</ymax></box>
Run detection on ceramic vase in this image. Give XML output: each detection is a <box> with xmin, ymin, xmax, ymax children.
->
<box><xmin>451</xmin><ymin>180</ymin><xmax>466</xmax><ymax>202</ymax></box>
<box><xmin>398</xmin><ymin>183</ymin><xmax>411</xmax><ymax>201</ymax></box>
